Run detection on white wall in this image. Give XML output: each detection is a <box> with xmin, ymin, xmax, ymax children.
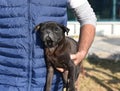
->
<box><xmin>67</xmin><ymin>21</ymin><xmax>120</xmax><ymax>37</ymax></box>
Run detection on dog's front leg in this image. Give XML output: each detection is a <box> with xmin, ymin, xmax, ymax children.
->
<box><xmin>62</xmin><ymin>70</ymin><xmax>68</xmax><ymax>91</ymax></box>
<box><xmin>45</xmin><ymin>66</ymin><xmax>54</xmax><ymax>91</ymax></box>
<box><xmin>68</xmin><ymin>63</ymin><xmax>76</xmax><ymax>91</ymax></box>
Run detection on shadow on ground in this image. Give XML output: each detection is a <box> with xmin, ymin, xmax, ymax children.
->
<box><xmin>79</xmin><ymin>55</ymin><xmax>120</xmax><ymax>91</ymax></box>
<box><xmin>87</xmin><ymin>53</ymin><xmax>120</xmax><ymax>73</ymax></box>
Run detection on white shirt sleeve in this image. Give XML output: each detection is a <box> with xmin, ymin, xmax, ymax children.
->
<box><xmin>67</xmin><ymin>0</ymin><xmax>97</xmax><ymax>27</ymax></box>
<box><xmin>68</xmin><ymin>0</ymin><xmax>88</xmax><ymax>8</ymax></box>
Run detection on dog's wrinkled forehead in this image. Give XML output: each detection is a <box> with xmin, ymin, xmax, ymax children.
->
<box><xmin>35</xmin><ymin>21</ymin><xmax>69</xmax><ymax>35</ymax></box>
<box><xmin>42</xmin><ymin>22</ymin><xmax>61</xmax><ymax>31</ymax></box>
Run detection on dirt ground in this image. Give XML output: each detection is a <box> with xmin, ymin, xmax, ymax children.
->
<box><xmin>77</xmin><ymin>57</ymin><xmax>120</xmax><ymax>91</ymax></box>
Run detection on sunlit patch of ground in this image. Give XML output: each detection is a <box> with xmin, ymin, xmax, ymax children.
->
<box><xmin>77</xmin><ymin>58</ymin><xmax>120</xmax><ymax>91</ymax></box>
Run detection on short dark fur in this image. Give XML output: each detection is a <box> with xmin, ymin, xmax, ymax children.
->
<box><xmin>35</xmin><ymin>21</ymin><xmax>81</xmax><ymax>91</ymax></box>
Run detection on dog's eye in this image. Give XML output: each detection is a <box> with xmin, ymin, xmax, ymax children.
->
<box><xmin>55</xmin><ymin>27</ymin><xmax>60</xmax><ymax>32</ymax></box>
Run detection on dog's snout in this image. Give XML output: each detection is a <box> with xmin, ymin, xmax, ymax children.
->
<box><xmin>46</xmin><ymin>36</ymin><xmax>51</xmax><ymax>41</ymax></box>
<box><xmin>44</xmin><ymin>36</ymin><xmax>54</xmax><ymax>47</ymax></box>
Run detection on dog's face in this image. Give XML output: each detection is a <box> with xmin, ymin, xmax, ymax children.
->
<box><xmin>35</xmin><ymin>21</ymin><xmax>69</xmax><ymax>48</ymax></box>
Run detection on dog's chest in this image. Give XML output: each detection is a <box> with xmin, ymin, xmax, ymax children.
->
<box><xmin>45</xmin><ymin>47</ymin><xmax>69</xmax><ymax>69</ymax></box>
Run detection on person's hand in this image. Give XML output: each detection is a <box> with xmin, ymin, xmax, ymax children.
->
<box><xmin>57</xmin><ymin>51</ymin><xmax>87</xmax><ymax>72</ymax></box>
<box><xmin>70</xmin><ymin>51</ymin><xmax>86</xmax><ymax>65</ymax></box>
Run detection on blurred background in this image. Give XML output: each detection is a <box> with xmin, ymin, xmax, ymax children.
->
<box><xmin>67</xmin><ymin>0</ymin><xmax>120</xmax><ymax>91</ymax></box>
<box><xmin>67</xmin><ymin>0</ymin><xmax>120</xmax><ymax>36</ymax></box>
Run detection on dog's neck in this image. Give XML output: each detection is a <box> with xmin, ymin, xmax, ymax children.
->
<box><xmin>46</xmin><ymin>47</ymin><xmax>57</xmax><ymax>54</ymax></box>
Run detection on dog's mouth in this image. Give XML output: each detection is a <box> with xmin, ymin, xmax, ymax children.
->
<box><xmin>44</xmin><ymin>36</ymin><xmax>56</xmax><ymax>48</ymax></box>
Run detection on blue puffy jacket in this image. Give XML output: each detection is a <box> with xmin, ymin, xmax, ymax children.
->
<box><xmin>0</xmin><ymin>0</ymin><xmax>67</xmax><ymax>91</ymax></box>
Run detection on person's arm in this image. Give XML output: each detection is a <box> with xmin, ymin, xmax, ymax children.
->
<box><xmin>71</xmin><ymin>24</ymin><xmax>95</xmax><ymax>65</ymax></box>
<box><xmin>69</xmin><ymin>0</ymin><xmax>97</xmax><ymax>65</ymax></box>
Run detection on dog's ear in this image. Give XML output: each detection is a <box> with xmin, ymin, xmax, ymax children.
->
<box><xmin>63</xmin><ymin>26</ymin><xmax>70</xmax><ymax>35</ymax></box>
<box><xmin>58</xmin><ymin>24</ymin><xmax>70</xmax><ymax>35</ymax></box>
<box><xmin>34</xmin><ymin>23</ymin><xmax>43</xmax><ymax>31</ymax></box>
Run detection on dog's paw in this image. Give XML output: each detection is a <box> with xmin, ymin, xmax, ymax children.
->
<box><xmin>63</xmin><ymin>87</ymin><xmax>66</xmax><ymax>91</ymax></box>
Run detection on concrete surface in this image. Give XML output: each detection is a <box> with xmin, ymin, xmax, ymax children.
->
<box><xmin>88</xmin><ymin>36</ymin><xmax>120</xmax><ymax>61</ymax></box>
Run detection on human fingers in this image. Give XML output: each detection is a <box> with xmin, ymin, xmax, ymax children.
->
<box><xmin>56</xmin><ymin>68</ymin><xmax>64</xmax><ymax>72</ymax></box>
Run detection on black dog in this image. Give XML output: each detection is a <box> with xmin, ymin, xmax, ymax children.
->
<box><xmin>35</xmin><ymin>21</ymin><xmax>81</xmax><ymax>91</ymax></box>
